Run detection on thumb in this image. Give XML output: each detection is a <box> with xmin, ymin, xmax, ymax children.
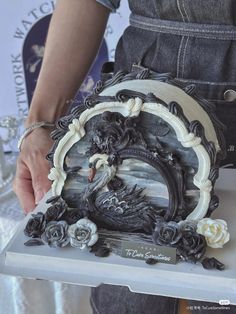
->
<box><xmin>29</xmin><ymin>160</ymin><xmax>52</xmax><ymax>205</ymax></box>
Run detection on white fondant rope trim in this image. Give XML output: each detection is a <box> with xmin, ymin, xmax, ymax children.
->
<box><xmin>49</xmin><ymin>98</ymin><xmax>212</xmax><ymax>221</ymax></box>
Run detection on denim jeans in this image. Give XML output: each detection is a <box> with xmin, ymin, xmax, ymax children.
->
<box><xmin>114</xmin><ymin>0</ymin><xmax>236</xmax><ymax>167</ymax></box>
<box><xmin>90</xmin><ymin>284</ymin><xmax>236</xmax><ymax>314</ymax></box>
<box><xmin>90</xmin><ymin>285</ymin><xmax>179</xmax><ymax>314</ymax></box>
<box><xmin>90</xmin><ymin>1</ymin><xmax>236</xmax><ymax>313</ymax></box>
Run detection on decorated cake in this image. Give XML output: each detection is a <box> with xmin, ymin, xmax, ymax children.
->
<box><xmin>24</xmin><ymin>66</ymin><xmax>230</xmax><ymax>269</ymax></box>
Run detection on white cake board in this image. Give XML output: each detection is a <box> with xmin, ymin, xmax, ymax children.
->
<box><xmin>0</xmin><ymin>169</ymin><xmax>236</xmax><ymax>305</ymax></box>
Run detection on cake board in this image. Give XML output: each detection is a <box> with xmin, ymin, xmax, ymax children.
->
<box><xmin>0</xmin><ymin>169</ymin><xmax>235</xmax><ymax>305</ymax></box>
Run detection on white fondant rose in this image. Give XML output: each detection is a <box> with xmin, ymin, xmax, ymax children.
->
<box><xmin>68</xmin><ymin>218</ymin><xmax>98</xmax><ymax>249</ymax></box>
<box><xmin>197</xmin><ymin>218</ymin><xmax>230</xmax><ymax>248</ymax></box>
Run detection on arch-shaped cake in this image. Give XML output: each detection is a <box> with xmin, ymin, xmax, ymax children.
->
<box><xmin>47</xmin><ymin>69</ymin><xmax>225</xmax><ymax>230</ymax></box>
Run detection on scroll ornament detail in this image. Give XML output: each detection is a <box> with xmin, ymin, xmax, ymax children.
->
<box><xmin>181</xmin><ymin>133</ymin><xmax>201</xmax><ymax>148</ymax></box>
<box><xmin>127</xmin><ymin>97</ymin><xmax>143</xmax><ymax>117</ymax></box>
<box><xmin>48</xmin><ymin>167</ymin><xmax>65</xmax><ymax>183</ymax></box>
<box><xmin>68</xmin><ymin>119</ymin><xmax>85</xmax><ymax>138</ymax></box>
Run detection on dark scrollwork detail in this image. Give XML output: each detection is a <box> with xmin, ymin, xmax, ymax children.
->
<box><xmin>189</xmin><ymin>120</ymin><xmax>205</xmax><ymax>136</ymax></box>
<box><xmin>208</xmin><ymin>166</ymin><xmax>219</xmax><ymax>184</ymax></box>
<box><xmin>115</xmin><ymin>90</ymin><xmax>165</xmax><ymax>107</ymax></box>
<box><xmin>205</xmin><ymin>194</ymin><xmax>219</xmax><ymax>217</ymax></box>
<box><xmin>116</xmin><ymin>89</ymin><xmax>148</xmax><ymax>103</ymax></box>
<box><xmin>189</xmin><ymin>120</ymin><xmax>217</xmax><ymax>165</ymax></box>
<box><xmin>168</xmin><ymin>101</ymin><xmax>190</xmax><ymax>130</ymax></box>
<box><xmin>51</xmin><ymin>128</ymin><xmax>67</xmax><ymax>141</ymax></box>
<box><xmin>148</xmin><ymin>71</ymin><xmax>173</xmax><ymax>82</ymax></box>
<box><xmin>183</xmin><ymin>84</ymin><xmax>196</xmax><ymax>96</ymax></box>
<box><xmin>84</xmin><ymin>94</ymin><xmax>116</xmax><ymax>109</ymax></box>
<box><xmin>70</xmin><ymin>104</ymin><xmax>84</xmax><ymax>117</ymax></box>
<box><xmin>84</xmin><ymin>94</ymin><xmax>99</xmax><ymax>109</ymax></box>
<box><xmin>46</xmin><ymin>140</ymin><xmax>60</xmax><ymax>165</ymax></box>
<box><xmin>46</xmin><ymin>151</ymin><xmax>55</xmax><ymax>164</ymax></box>
<box><xmin>93</xmin><ymin>80</ymin><xmax>104</xmax><ymax>94</ymax></box>
<box><xmin>136</xmin><ymin>68</ymin><xmax>150</xmax><ymax>79</ymax></box>
<box><xmin>145</xmin><ymin>92</ymin><xmax>162</xmax><ymax>104</ymax></box>
<box><xmin>207</xmin><ymin>142</ymin><xmax>217</xmax><ymax>166</ymax></box>
<box><xmin>56</xmin><ymin>115</ymin><xmax>74</xmax><ymax>130</ymax></box>
<box><xmin>103</xmin><ymin>70</ymin><xmax>127</xmax><ymax>88</ymax></box>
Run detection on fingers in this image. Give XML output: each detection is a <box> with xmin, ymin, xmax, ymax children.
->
<box><xmin>27</xmin><ymin>151</ymin><xmax>51</xmax><ymax>205</ymax></box>
<box><xmin>13</xmin><ymin>152</ymin><xmax>51</xmax><ymax>214</ymax></box>
<box><xmin>13</xmin><ymin>128</ymin><xmax>53</xmax><ymax>214</ymax></box>
<box><xmin>13</xmin><ymin>160</ymin><xmax>36</xmax><ymax>214</ymax></box>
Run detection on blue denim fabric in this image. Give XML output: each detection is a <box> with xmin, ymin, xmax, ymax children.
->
<box><xmin>90</xmin><ymin>1</ymin><xmax>236</xmax><ymax>313</ymax></box>
<box><xmin>114</xmin><ymin>0</ymin><xmax>236</xmax><ymax>100</ymax></box>
<box><xmin>96</xmin><ymin>0</ymin><xmax>121</xmax><ymax>12</ymax></box>
<box><xmin>90</xmin><ymin>285</ymin><xmax>179</xmax><ymax>314</ymax></box>
<box><xmin>112</xmin><ymin>0</ymin><xmax>236</xmax><ymax>167</ymax></box>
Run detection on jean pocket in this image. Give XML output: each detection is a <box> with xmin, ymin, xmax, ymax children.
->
<box><xmin>214</xmin><ymin>99</ymin><xmax>236</xmax><ymax>168</ymax></box>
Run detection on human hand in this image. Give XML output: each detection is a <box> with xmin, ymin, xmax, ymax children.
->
<box><xmin>13</xmin><ymin>127</ymin><xmax>53</xmax><ymax>214</ymax></box>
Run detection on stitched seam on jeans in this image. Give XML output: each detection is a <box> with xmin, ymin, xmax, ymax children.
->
<box><xmin>177</xmin><ymin>0</ymin><xmax>186</xmax><ymax>22</ymax></box>
<box><xmin>130</xmin><ymin>20</ymin><xmax>236</xmax><ymax>40</ymax></box>
<box><xmin>90</xmin><ymin>296</ymin><xmax>100</xmax><ymax>314</ymax></box>
<box><xmin>129</xmin><ymin>16</ymin><xmax>236</xmax><ymax>37</ymax></box>
<box><xmin>176</xmin><ymin>78</ymin><xmax>236</xmax><ymax>85</ymax></box>
<box><xmin>182</xmin><ymin>0</ymin><xmax>190</xmax><ymax>22</ymax></box>
<box><xmin>137</xmin><ymin>22</ymin><xmax>236</xmax><ymax>35</ymax></box>
<box><xmin>181</xmin><ymin>36</ymin><xmax>189</xmax><ymax>78</ymax></box>
<box><xmin>130</xmin><ymin>24</ymin><xmax>236</xmax><ymax>40</ymax></box>
<box><xmin>177</xmin><ymin>36</ymin><xmax>185</xmax><ymax>77</ymax></box>
<box><xmin>131</xmin><ymin>18</ymin><xmax>236</xmax><ymax>34</ymax></box>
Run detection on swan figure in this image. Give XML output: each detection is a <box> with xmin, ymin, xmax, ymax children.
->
<box><xmin>81</xmin><ymin>154</ymin><xmax>163</xmax><ymax>232</ymax></box>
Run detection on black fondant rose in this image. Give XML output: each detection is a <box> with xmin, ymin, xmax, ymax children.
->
<box><xmin>153</xmin><ymin>219</ymin><xmax>182</xmax><ymax>247</ymax></box>
<box><xmin>45</xmin><ymin>197</ymin><xmax>68</xmax><ymax>222</ymax></box>
<box><xmin>177</xmin><ymin>230</ymin><xmax>207</xmax><ymax>263</ymax></box>
<box><xmin>41</xmin><ymin>221</ymin><xmax>69</xmax><ymax>248</ymax></box>
<box><xmin>24</xmin><ymin>212</ymin><xmax>46</xmax><ymax>238</ymax></box>
<box><xmin>179</xmin><ymin>220</ymin><xmax>197</xmax><ymax>232</ymax></box>
<box><xmin>62</xmin><ymin>209</ymin><xmax>84</xmax><ymax>225</ymax></box>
